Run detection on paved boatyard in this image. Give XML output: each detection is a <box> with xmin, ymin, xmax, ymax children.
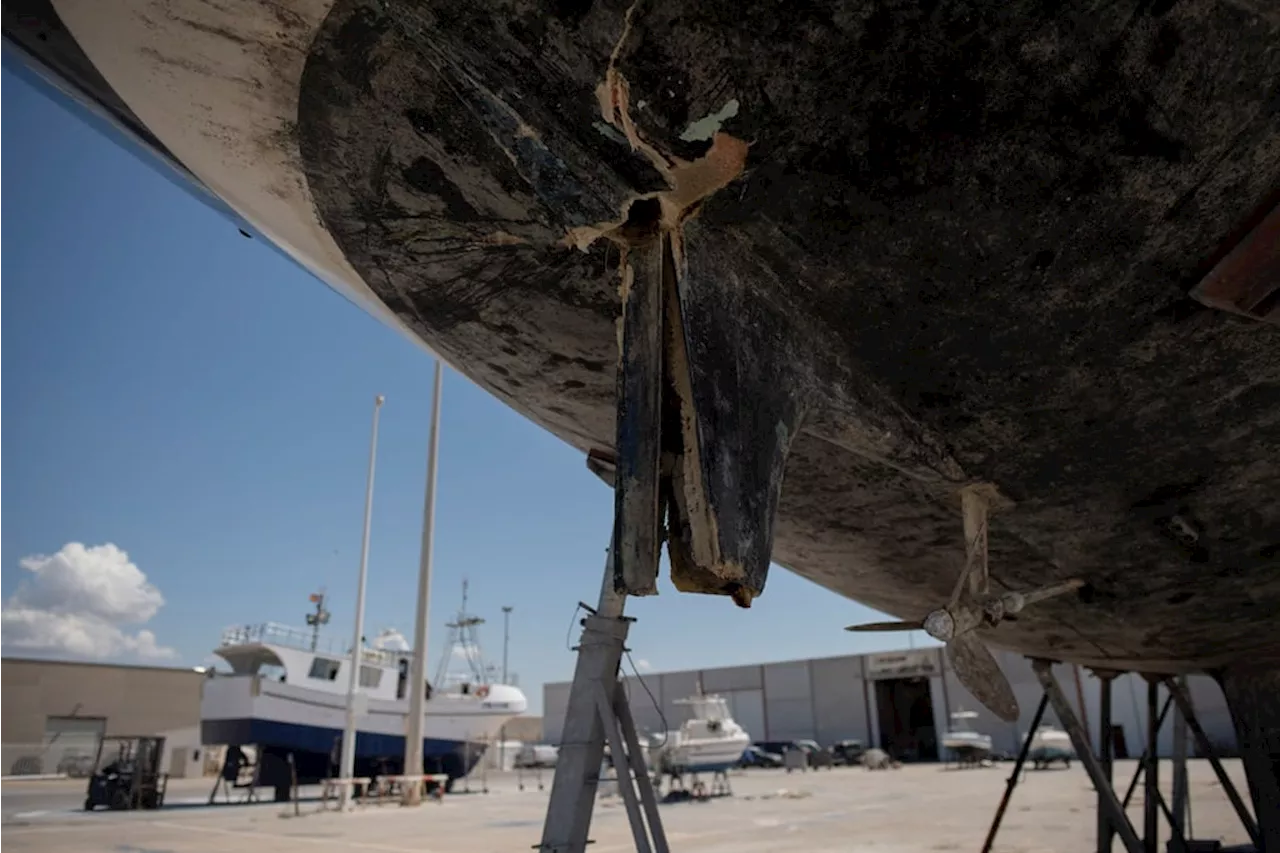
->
<box><xmin>2</xmin><ymin>759</ymin><xmax>1254</xmax><ymax>852</ymax></box>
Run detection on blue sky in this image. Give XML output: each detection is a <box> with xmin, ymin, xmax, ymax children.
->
<box><xmin>1</xmin><ymin>66</ymin><xmax>928</xmax><ymax>713</ymax></box>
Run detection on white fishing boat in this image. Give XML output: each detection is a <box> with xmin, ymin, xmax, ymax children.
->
<box><xmin>1028</xmin><ymin>723</ymin><xmax>1075</xmax><ymax>768</ymax></box>
<box><xmin>650</xmin><ymin>693</ymin><xmax>751</xmax><ymax>776</ymax></box>
<box><xmin>200</xmin><ymin>591</ymin><xmax>526</xmax><ymax>796</ymax></box>
<box><xmin>942</xmin><ymin>709</ymin><xmax>993</xmax><ymax>765</ymax></box>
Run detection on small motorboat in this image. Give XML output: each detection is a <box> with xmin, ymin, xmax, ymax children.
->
<box><xmin>1028</xmin><ymin>724</ymin><xmax>1075</xmax><ymax>769</ymax></box>
<box><xmin>942</xmin><ymin>710</ymin><xmax>994</xmax><ymax>766</ymax></box>
<box><xmin>650</xmin><ymin>693</ymin><xmax>751</xmax><ymax>777</ymax></box>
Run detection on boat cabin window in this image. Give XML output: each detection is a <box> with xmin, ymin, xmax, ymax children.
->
<box><xmin>308</xmin><ymin>657</ymin><xmax>341</xmax><ymax>681</ymax></box>
<box><xmin>260</xmin><ymin>663</ymin><xmax>287</xmax><ymax>683</ymax></box>
<box><xmin>359</xmin><ymin>665</ymin><xmax>382</xmax><ymax>689</ymax></box>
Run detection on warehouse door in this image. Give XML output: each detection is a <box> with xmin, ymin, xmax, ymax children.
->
<box><xmin>44</xmin><ymin>716</ymin><xmax>106</xmax><ymax>776</ymax></box>
<box><xmin>873</xmin><ymin>677</ymin><xmax>938</xmax><ymax>762</ymax></box>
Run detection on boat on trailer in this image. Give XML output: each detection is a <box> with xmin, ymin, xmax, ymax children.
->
<box><xmin>650</xmin><ymin>693</ymin><xmax>751</xmax><ymax>777</ymax></box>
<box><xmin>1028</xmin><ymin>723</ymin><xmax>1075</xmax><ymax>769</ymax></box>
<box><xmin>942</xmin><ymin>710</ymin><xmax>994</xmax><ymax>767</ymax></box>
<box><xmin>201</xmin><ymin>604</ymin><xmax>526</xmax><ymax>799</ymax></box>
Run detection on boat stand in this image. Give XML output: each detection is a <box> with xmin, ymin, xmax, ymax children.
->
<box><xmin>207</xmin><ymin>744</ymin><xmax>261</xmax><ymax>804</ymax></box>
<box><xmin>659</xmin><ymin>769</ymin><xmax>733</xmax><ymax>802</ymax></box>
<box><xmin>517</xmin><ymin>761</ymin><xmax>546</xmax><ymax>792</ymax></box>
<box><xmin>982</xmin><ymin>659</ymin><xmax>1261</xmax><ymax>853</ymax></box>
<box><xmin>535</xmin><ymin>543</ymin><xmax>669</xmax><ymax>853</ymax></box>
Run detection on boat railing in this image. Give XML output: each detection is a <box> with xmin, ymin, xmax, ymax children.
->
<box><xmin>218</xmin><ymin>622</ymin><xmax>404</xmax><ymax>667</ymax></box>
<box><xmin>672</xmin><ymin>695</ymin><xmax>730</xmax><ymax>722</ymax></box>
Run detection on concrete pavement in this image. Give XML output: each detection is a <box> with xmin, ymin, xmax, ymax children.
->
<box><xmin>2</xmin><ymin>760</ymin><xmax>1256</xmax><ymax>852</ymax></box>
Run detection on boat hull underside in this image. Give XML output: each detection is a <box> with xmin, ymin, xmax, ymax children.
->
<box><xmin>5</xmin><ymin>0</ymin><xmax>1280</xmax><ymax>675</ymax></box>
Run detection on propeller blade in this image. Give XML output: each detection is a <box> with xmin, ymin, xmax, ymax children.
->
<box><xmin>947</xmin><ymin>633</ymin><xmax>1019</xmax><ymax>723</ymax></box>
<box><xmin>844</xmin><ymin>620</ymin><xmax>924</xmax><ymax>632</ymax></box>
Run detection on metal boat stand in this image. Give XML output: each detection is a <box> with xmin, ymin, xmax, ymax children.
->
<box><xmin>534</xmin><ymin>540</ymin><xmax>669</xmax><ymax>853</ymax></box>
<box><xmin>517</xmin><ymin>761</ymin><xmax>546</xmax><ymax>792</ymax></box>
<box><xmin>658</xmin><ymin>768</ymin><xmax>733</xmax><ymax>803</ymax></box>
<box><xmin>983</xmin><ymin>659</ymin><xmax>1261</xmax><ymax>853</ymax></box>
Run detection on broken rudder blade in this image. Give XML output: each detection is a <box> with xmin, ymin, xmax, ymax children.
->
<box><xmin>585</xmin><ymin>63</ymin><xmax>788</xmax><ymax>610</ymax></box>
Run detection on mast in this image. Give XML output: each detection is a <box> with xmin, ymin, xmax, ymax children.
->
<box><xmin>433</xmin><ymin>579</ymin><xmax>489</xmax><ymax>687</ymax></box>
<box><xmin>306</xmin><ymin>589</ymin><xmax>330</xmax><ymax>651</ymax></box>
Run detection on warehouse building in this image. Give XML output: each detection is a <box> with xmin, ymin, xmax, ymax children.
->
<box><xmin>2</xmin><ymin>657</ymin><xmax>208</xmax><ymax>778</ymax></box>
<box><xmin>2</xmin><ymin>656</ymin><xmax>545</xmax><ymax>779</ymax></box>
<box><xmin>543</xmin><ymin>647</ymin><xmax>1237</xmax><ymax>760</ymax></box>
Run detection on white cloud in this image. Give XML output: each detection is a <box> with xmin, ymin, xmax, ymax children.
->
<box><xmin>1</xmin><ymin>543</ymin><xmax>177</xmax><ymax>661</ymax></box>
<box><xmin>634</xmin><ymin>658</ymin><xmax>653</xmax><ymax>672</ymax></box>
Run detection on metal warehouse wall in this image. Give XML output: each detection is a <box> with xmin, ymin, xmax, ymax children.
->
<box><xmin>542</xmin><ymin>648</ymin><xmax>1239</xmax><ymax>760</ymax></box>
<box><xmin>0</xmin><ymin>653</ymin><xmax>208</xmax><ymax>773</ymax></box>
<box><xmin>702</xmin><ymin>665</ymin><xmax>765</xmax><ymax>741</ymax></box>
<box><xmin>809</xmin><ymin>656</ymin><xmax>868</xmax><ymax>745</ymax></box>
<box><xmin>2</xmin><ymin>657</ymin><xmax>205</xmax><ymax>742</ymax></box>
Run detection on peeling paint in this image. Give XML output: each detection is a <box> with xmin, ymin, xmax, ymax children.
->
<box><xmin>592</xmin><ymin>120</ymin><xmax>629</xmax><ymax>146</ymax></box>
<box><xmin>657</xmin><ymin>133</ymin><xmax>749</xmax><ymax>226</ymax></box>
<box><xmin>574</xmin><ymin>4</ymin><xmax>750</xmax><ymax>257</ymax></box>
<box><xmin>559</xmin><ymin>132</ymin><xmax>749</xmax><ymax>253</ymax></box>
<box><xmin>481</xmin><ymin>231</ymin><xmax>528</xmax><ymax>246</ymax></box>
<box><xmin>594</xmin><ymin>0</ymin><xmax>647</xmax><ymax>154</ymax></box>
<box><xmin>679</xmin><ymin>99</ymin><xmax>740</xmax><ymax>142</ymax></box>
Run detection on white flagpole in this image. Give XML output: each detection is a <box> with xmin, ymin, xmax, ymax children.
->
<box><xmin>339</xmin><ymin>393</ymin><xmax>385</xmax><ymax>809</ymax></box>
<box><xmin>403</xmin><ymin>361</ymin><xmax>443</xmax><ymax>804</ymax></box>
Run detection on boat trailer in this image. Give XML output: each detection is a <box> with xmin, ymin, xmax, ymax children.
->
<box><xmin>656</xmin><ymin>769</ymin><xmax>733</xmax><ymax>804</ymax></box>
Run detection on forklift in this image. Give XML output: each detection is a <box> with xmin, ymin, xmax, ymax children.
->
<box><xmin>84</xmin><ymin>736</ymin><xmax>169</xmax><ymax>811</ymax></box>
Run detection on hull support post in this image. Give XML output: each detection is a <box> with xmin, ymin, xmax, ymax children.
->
<box><xmin>535</xmin><ymin>231</ymin><xmax>671</xmax><ymax>853</ymax></box>
<box><xmin>534</xmin><ymin>539</ymin><xmax>669</xmax><ymax>853</ymax></box>
<box><xmin>981</xmin><ymin>691</ymin><xmax>1050</xmax><ymax>853</ymax></box>
<box><xmin>1218</xmin><ymin>665</ymin><xmax>1280</xmax><ymax>852</ymax></box>
<box><xmin>1001</xmin><ymin>661</ymin><xmax>1263</xmax><ymax>853</ymax></box>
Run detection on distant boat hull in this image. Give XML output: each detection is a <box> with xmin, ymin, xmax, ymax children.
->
<box><xmin>942</xmin><ymin>731</ymin><xmax>993</xmax><ymax>761</ymax></box>
<box><xmin>656</xmin><ymin>734</ymin><xmax>752</xmax><ymax>775</ymax></box>
<box><xmin>201</xmin><ymin>717</ymin><xmax>477</xmax><ymax>771</ymax></box>
<box><xmin>651</xmin><ymin>693</ymin><xmax>752</xmax><ymax>776</ymax></box>
<box><xmin>1028</xmin><ymin>727</ymin><xmax>1076</xmax><ymax>765</ymax></box>
<box><xmin>201</xmin><ymin>674</ymin><xmax>525</xmax><ymax>782</ymax></box>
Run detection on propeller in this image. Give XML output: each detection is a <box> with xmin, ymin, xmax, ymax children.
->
<box><xmin>845</xmin><ymin>485</ymin><xmax>1083</xmax><ymax>723</ymax></box>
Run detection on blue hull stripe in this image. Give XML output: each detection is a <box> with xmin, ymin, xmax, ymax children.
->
<box><xmin>201</xmin><ymin>717</ymin><xmax>483</xmax><ymax>774</ymax></box>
